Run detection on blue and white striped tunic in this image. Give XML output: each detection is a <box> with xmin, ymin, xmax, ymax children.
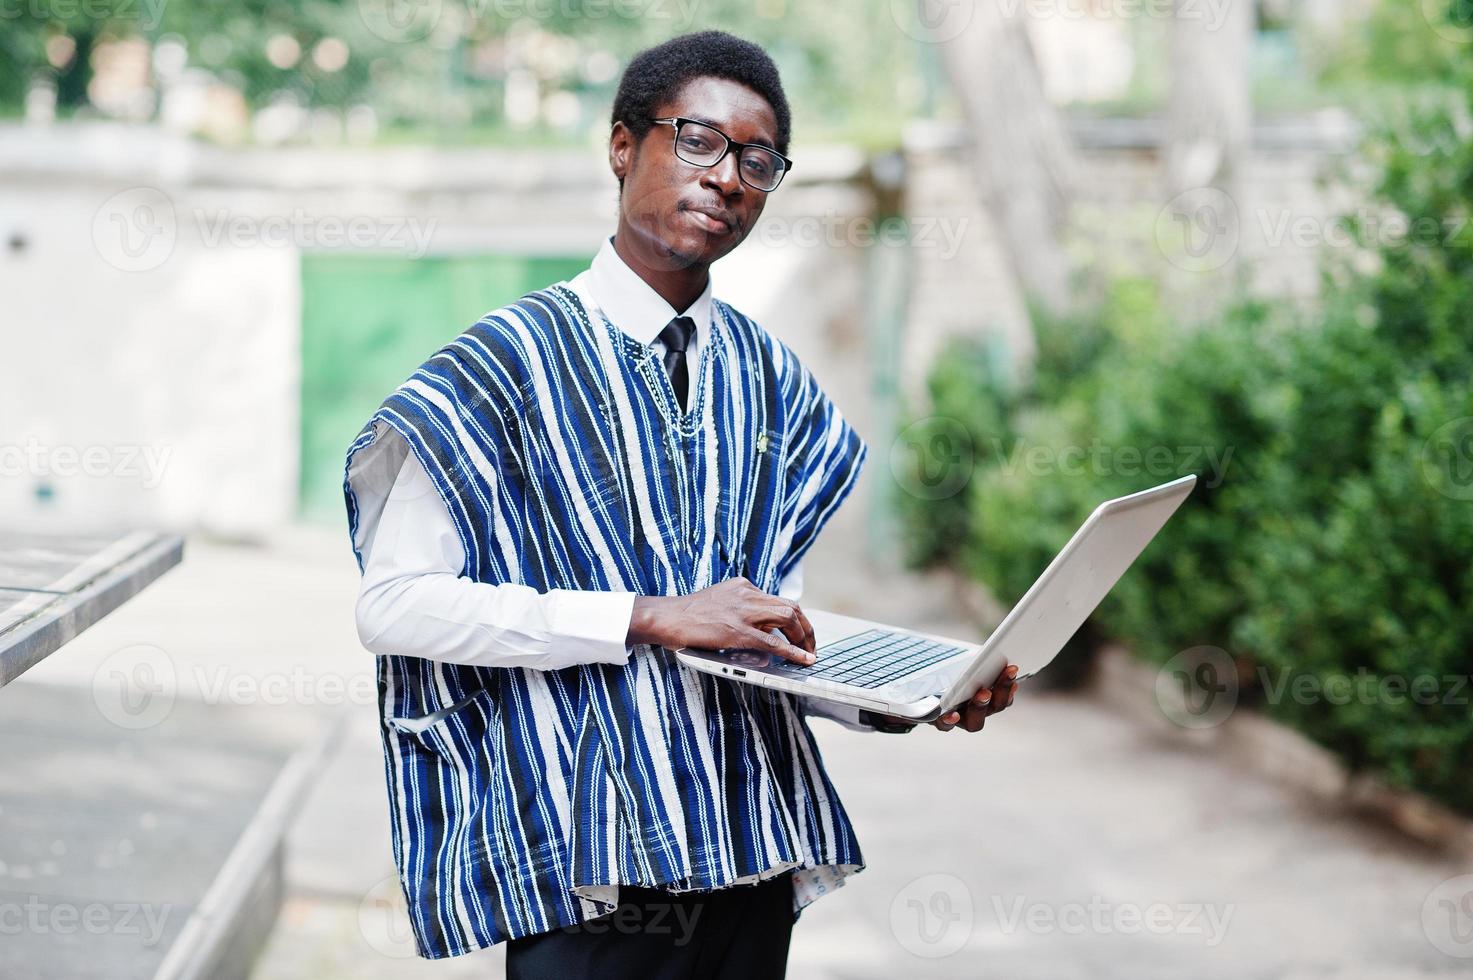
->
<box><xmin>342</xmin><ymin>282</ymin><xmax>869</xmax><ymax>958</ymax></box>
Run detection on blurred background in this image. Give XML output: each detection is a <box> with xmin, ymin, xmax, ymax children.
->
<box><xmin>3</xmin><ymin>0</ymin><xmax>1473</xmax><ymax>977</ymax></box>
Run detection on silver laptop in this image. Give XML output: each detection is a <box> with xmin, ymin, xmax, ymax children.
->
<box><xmin>677</xmin><ymin>475</ymin><xmax>1197</xmax><ymax>723</ymax></box>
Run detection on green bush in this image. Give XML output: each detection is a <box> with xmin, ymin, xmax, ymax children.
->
<box><xmin>898</xmin><ymin>24</ymin><xmax>1473</xmax><ymax>811</ymax></box>
<box><xmin>892</xmin><ymin>332</ymin><xmax>1016</xmax><ymax>568</ymax></box>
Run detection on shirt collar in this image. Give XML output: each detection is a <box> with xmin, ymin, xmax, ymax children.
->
<box><xmin>581</xmin><ymin>235</ymin><xmax>713</xmax><ymax>346</ymax></box>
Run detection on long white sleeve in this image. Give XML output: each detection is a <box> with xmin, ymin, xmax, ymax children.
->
<box><xmin>354</xmin><ymin>445</ymin><xmax>841</xmax><ymax>711</ymax></box>
<box><xmin>354</xmin><ymin>450</ymin><xmax>637</xmax><ymax>670</ymax></box>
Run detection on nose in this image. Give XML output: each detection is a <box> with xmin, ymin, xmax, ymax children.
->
<box><xmin>700</xmin><ymin>147</ymin><xmax>746</xmax><ymax>199</ymax></box>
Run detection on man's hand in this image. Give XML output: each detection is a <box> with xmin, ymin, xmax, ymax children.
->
<box><xmin>627</xmin><ymin>577</ymin><xmax>817</xmax><ymax>666</ymax></box>
<box><xmin>932</xmin><ymin>664</ymin><xmax>1019</xmax><ymax>732</ymax></box>
<box><xmin>872</xmin><ymin>664</ymin><xmax>1020</xmax><ymax>734</ymax></box>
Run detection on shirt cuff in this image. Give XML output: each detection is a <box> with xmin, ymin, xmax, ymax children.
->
<box><xmin>546</xmin><ymin>588</ymin><xmax>637</xmax><ymax>666</ymax></box>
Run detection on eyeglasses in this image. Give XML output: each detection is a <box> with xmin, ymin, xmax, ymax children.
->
<box><xmin>649</xmin><ymin>116</ymin><xmax>792</xmax><ymax>193</ymax></box>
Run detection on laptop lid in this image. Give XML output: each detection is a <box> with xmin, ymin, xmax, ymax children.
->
<box><xmin>936</xmin><ymin>474</ymin><xmax>1197</xmax><ymax>706</ymax></box>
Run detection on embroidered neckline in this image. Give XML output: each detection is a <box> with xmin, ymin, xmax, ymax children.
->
<box><xmin>546</xmin><ymin>281</ymin><xmax>727</xmax><ymax>437</ymax></box>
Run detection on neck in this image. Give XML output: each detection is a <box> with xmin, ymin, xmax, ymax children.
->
<box><xmin>611</xmin><ymin>227</ymin><xmax>709</xmax><ymax>314</ymax></box>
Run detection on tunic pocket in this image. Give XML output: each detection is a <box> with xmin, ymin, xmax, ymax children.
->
<box><xmin>383</xmin><ymin>661</ymin><xmax>498</xmax><ymax>753</ymax></box>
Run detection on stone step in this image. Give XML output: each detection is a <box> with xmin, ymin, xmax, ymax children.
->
<box><xmin>0</xmin><ymin>680</ymin><xmax>335</xmax><ymax>980</ymax></box>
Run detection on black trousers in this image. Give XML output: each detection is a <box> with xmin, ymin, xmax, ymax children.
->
<box><xmin>505</xmin><ymin>872</ymin><xmax>795</xmax><ymax>980</ymax></box>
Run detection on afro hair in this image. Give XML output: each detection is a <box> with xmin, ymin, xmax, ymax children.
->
<box><xmin>609</xmin><ymin>30</ymin><xmax>791</xmax><ymax>166</ymax></box>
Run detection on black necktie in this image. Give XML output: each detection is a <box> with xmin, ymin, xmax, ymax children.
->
<box><xmin>657</xmin><ymin>316</ymin><xmax>696</xmax><ymax>413</ymax></box>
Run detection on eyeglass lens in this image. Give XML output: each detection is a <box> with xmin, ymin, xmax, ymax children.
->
<box><xmin>673</xmin><ymin>120</ymin><xmax>785</xmax><ymax>190</ymax></box>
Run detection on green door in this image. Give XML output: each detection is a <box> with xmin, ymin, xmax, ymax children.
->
<box><xmin>299</xmin><ymin>252</ymin><xmax>590</xmax><ymax>523</ymax></box>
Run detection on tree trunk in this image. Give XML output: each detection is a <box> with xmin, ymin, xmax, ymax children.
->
<box><xmin>1162</xmin><ymin>0</ymin><xmax>1255</xmax><ymax>320</ymax></box>
<box><xmin>931</xmin><ymin>0</ymin><xmax>1077</xmax><ymax>320</ymax></box>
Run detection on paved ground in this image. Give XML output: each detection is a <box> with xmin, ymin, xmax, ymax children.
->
<box><xmin>11</xmin><ymin>514</ymin><xmax>1470</xmax><ymax>978</ymax></box>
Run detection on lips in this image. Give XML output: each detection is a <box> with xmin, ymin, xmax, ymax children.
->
<box><xmin>684</xmin><ymin>203</ymin><xmax>734</xmax><ymax>233</ymax></box>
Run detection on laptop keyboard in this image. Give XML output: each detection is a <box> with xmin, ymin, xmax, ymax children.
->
<box><xmin>768</xmin><ymin>629</ymin><xmax>967</xmax><ymax>689</ymax></box>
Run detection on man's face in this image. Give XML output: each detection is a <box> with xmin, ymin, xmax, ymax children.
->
<box><xmin>611</xmin><ymin>75</ymin><xmax>780</xmax><ymax>272</ymax></box>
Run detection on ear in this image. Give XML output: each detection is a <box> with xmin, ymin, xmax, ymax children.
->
<box><xmin>609</xmin><ymin>121</ymin><xmax>637</xmax><ymax>185</ymax></box>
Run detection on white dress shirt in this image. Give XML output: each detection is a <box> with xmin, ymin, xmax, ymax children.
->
<box><xmin>353</xmin><ymin>235</ymin><xmax>865</xmax><ymax>728</ymax></box>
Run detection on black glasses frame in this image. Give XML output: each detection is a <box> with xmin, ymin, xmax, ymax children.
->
<box><xmin>649</xmin><ymin>116</ymin><xmax>793</xmax><ymax>192</ymax></box>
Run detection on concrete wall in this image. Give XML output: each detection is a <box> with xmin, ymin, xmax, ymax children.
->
<box><xmin>897</xmin><ymin>109</ymin><xmax>1366</xmax><ymax>400</ymax></box>
<box><xmin>0</xmin><ymin>122</ymin><xmax>876</xmax><ymax>538</ymax></box>
<box><xmin>2</xmin><ymin>111</ymin><xmax>1370</xmax><ymax>538</ymax></box>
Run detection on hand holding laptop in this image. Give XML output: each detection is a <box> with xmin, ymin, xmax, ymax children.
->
<box><xmin>676</xmin><ymin>476</ymin><xmax>1199</xmax><ymax>729</ymax></box>
<box><xmin>634</xmin><ymin>569</ymin><xmax>1024</xmax><ymax>733</ymax></box>
<box><xmin>914</xmin><ymin>662</ymin><xmax>1019</xmax><ymax>734</ymax></box>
